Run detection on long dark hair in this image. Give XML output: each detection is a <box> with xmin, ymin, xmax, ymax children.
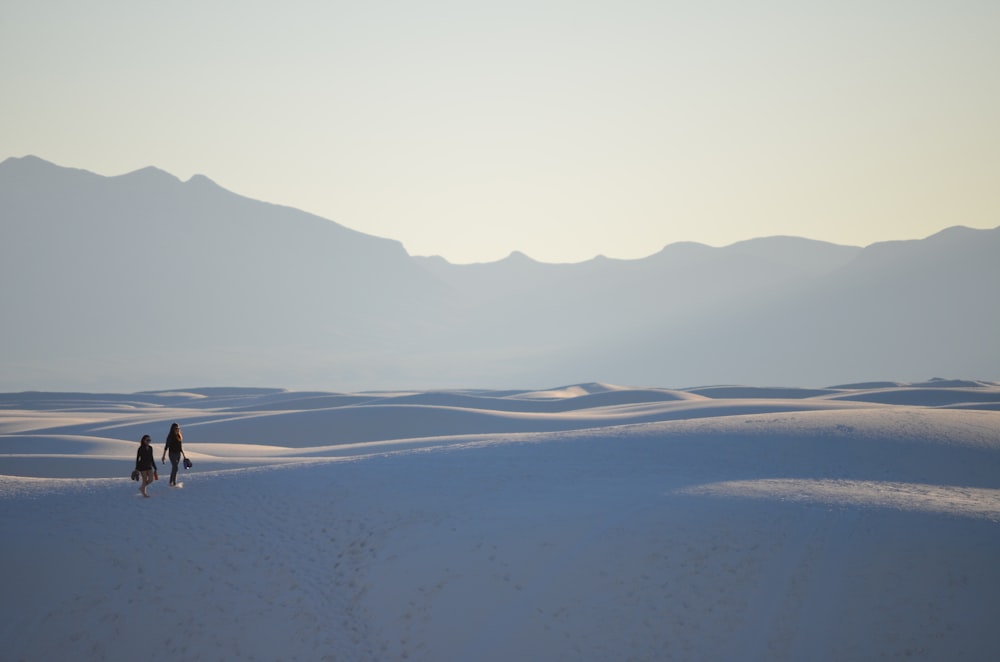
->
<box><xmin>167</xmin><ymin>423</ymin><xmax>183</xmax><ymax>443</ymax></box>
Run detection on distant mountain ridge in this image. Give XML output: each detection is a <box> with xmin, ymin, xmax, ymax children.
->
<box><xmin>1</xmin><ymin>155</ymin><xmax>997</xmax><ymax>391</ymax></box>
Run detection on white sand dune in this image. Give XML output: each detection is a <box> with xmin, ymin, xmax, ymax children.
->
<box><xmin>2</xmin><ymin>381</ymin><xmax>1000</xmax><ymax>660</ymax></box>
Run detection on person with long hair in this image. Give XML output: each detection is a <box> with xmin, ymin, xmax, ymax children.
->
<box><xmin>161</xmin><ymin>422</ymin><xmax>188</xmax><ymax>487</ymax></box>
<box><xmin>135</xmin><ymin>434</ymin><xmax>157</xmax><ymax>497</ymax></box>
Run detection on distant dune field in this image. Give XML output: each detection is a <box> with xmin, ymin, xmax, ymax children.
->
<box><xmin>2</xmin><ymin>381</ymin><xmax>1000</xmax><ymax>660</ymax></box>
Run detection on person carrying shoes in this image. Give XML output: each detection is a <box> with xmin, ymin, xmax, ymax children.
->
<box><xmin>161</xmin><ymin>422</ymin><xmax>188</xmax><ymax>487</ymax></box>
<box><xmin>136</xmin><ymin>435</ymin><xmax>157</xmax><ymax>497</ymax></box>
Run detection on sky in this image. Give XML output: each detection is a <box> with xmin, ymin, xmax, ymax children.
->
<box><xmin>3</xmin><ymin>1</ymin><xmax>999</xmax><ymax>264</ymax></box>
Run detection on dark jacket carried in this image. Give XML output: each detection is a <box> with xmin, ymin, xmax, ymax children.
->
<box><xmin>136</xmin><ymin>445</ymin><xmax>157</xmax><ymax>471</ymax></box>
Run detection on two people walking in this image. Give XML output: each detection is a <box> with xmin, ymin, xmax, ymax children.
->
<box><xmin>134</xmin><ymin>422</ymin><xmax>189</xmax><ymax>496</ymax></box>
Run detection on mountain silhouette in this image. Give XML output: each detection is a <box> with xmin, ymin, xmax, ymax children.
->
<box><xmin>2</xmin><ymin>155</ymin><xmax>997</xmax><ymax>390</ymax></box>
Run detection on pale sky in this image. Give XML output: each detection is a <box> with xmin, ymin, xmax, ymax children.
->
<box><xmin>3</xmin><ymin>0</ymin><xmax>998</xmax><ymax>263</ymax></box>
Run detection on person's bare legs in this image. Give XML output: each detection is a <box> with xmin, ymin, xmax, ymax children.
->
<box><xmin>140</xmin><ymin>470</ymin><xmax>153</xmax><ymax>497</ymax></box>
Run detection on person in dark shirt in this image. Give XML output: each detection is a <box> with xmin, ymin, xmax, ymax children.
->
<box><xmin>135</xmin><ymin>435</ymin><xmax>157</xmax><ymax>497</ymax></box>
<box><xmin>161</xmin><ymin>422</ymin><xmax>188</xmax><ymax>487</ymax></box>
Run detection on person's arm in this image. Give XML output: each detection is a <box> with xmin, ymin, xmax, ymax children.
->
<box><xmin>162</xmin><ymin>440</ymin><xmax>167</xmax><ymax>463</ymax></box>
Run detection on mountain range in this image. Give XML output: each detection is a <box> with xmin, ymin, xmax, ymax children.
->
<box><xmin>1</xmin><ymin>155</ymin><xmax>997</xmax><ymax>391</ymax></box>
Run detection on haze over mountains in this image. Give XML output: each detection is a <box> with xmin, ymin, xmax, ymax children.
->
<box><xmin>1</xmin><ymin>155</ymin><xmax>997</xmax><ymax>392</ymax></box>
